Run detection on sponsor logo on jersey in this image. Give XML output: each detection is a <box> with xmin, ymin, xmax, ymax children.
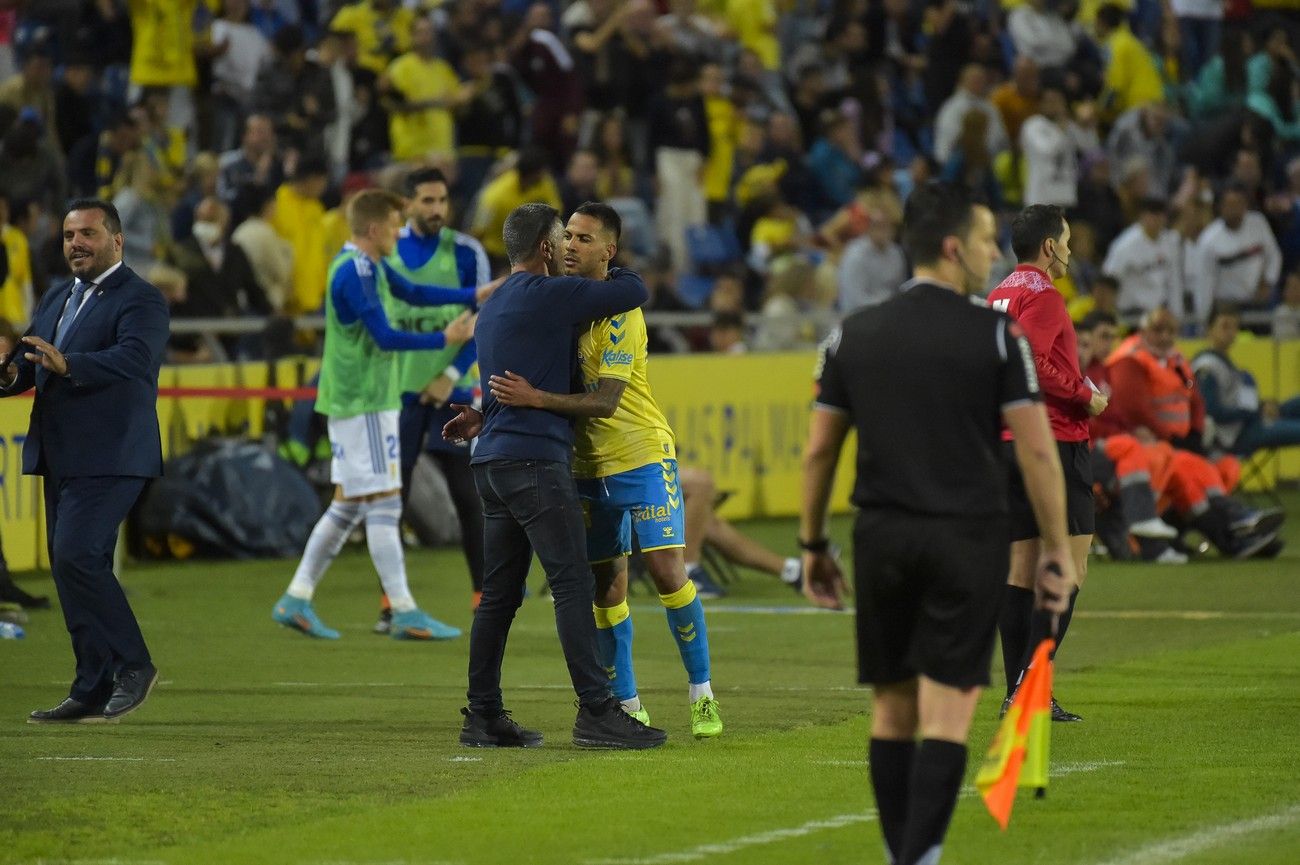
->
<box><xmin>603</xmin><ymin>348</ymin><xmax>633</xmax><ymax>367</ymax></box>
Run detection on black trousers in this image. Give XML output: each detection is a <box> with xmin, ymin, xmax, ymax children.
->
<box><xmin>45</xmin><ymin>475</ymin><xmax>150</xmax><ymax>704</ymax></box>
<box><xmin>400</xmin><ymin>403</ymin><xmax>485</xmax><ymax>590</ymax></box>
<box><xmin>467</xmin><ymin>459</ymin><xmax>609</xmax><ymax>714</ymax></box>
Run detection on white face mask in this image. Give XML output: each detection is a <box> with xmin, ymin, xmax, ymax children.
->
<box><xmin>192</xmin><ymin>221</ymin><xmax>222</xmax><ymax>245</ymax></box>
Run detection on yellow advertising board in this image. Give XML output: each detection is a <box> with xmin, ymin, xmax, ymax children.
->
<box><xmin>1</xmin><ymin>342</ymin><xmax>1295</xmax><ymax>571</ymax></box>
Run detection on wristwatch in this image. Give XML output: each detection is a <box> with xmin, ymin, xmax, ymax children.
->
<box><xmin>798</xmin><ymin>537</ymin><xmax>830</xmax><ymax>553</ymax></box>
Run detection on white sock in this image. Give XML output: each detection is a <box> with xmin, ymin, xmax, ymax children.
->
<box><xmin>364</xmin><ymin>496</ymin><xmax>416</xmax><ymax>612</ymax></box>
<box><xmin>780</xmin><ymin>557</ymin><xmax>802</xmax><ymax>584</ymax></box>
<box><xmin>620</xmin><ymin>696</ymin><xmax>642</xmax><ymax>712</ymax></box>
<box><xmin>287</xmin><ymin>501</ymin><xmax>363</xmax><ymax>599</ymax></box>
<box><xmin>689</xmin><ymin>681</ymin><xmax>713</xmax><ymax>702</ymax></box>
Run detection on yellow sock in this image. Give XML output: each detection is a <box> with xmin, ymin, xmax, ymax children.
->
<box><xmin>593</xmin><ymin>600</ymin><xmax>631</xmax><ymax>628</ymax></box>
<box><xmin>659</xmin><ymin>580</ymin><xmax>698</xmax><ymax>610</ymax></box>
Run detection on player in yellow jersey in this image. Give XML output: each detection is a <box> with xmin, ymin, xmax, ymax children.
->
<box><xmin>487</xmin><ymin>203</ymin><xmax>722</xmax><ymax>738</ymax></box>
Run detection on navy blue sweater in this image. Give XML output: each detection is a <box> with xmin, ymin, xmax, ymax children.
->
<box><xmin>472</xmin><ymin>267</ymin><xmax>648</xmax><ymax>465</ymax></box>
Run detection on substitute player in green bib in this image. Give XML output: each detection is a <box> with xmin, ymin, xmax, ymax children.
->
<box><xmin>373</xmin><ymin>167</ymin><xmax>492</xmax><ymax>629</ymax></box>
<box><xmin>488</xmin><ymin>202</ymin><xmax>722</xmax><ymax>738</ymax></box>
<box><xmin>272</xmin><ymin>189</ymin><xmax>490</xmax><ymax>641</ymax></box>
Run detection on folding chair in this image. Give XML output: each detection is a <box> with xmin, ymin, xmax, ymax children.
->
<box><xmin>1238</xmin><ymin>448</ymin><xmax>1284</xmax><ymax>509</ymax></box>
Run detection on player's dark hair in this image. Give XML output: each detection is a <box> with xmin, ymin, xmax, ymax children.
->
<box><xmin>406</xmin><ymin>167</ymin><xmax>449</xmax><ymax>196</ymax></box>
<box><xmin>1079</xmin><ymin>310</ymin><xmax>1118</xmax><ymax>332</ymax></box>
<box><xmin>572</xmin><ymin>201</ymin><xmax>621</xmax><ymax>241</ymax></box>
<box><xmin>503</xmin><ymin>202</ymin><xmax>560</xmax><ymax>266</ymax></box>
<box><xmin>1010</xmin><ymin>204</ymin><xmax>1066</xmax><ymax>263</ymax></box>
<box><xmin>900</xmin><ymin>181</ymin><xmax>974</xmax><ymax>267</ymax></box>
<box><xmin>64</xmin><ymin>198</ymin><xmax>122</xmax><ymax>235</ymax></box>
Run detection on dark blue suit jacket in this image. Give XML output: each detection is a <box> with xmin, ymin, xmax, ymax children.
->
<box><xmin>1</xmin><ymin>263</ymin><xmax>170</xmax><ymax>478</ymax></box>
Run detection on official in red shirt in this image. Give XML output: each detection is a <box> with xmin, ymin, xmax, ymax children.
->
<box><xmin>986</xmin><ymin>205</ymin><xmax>1109</xmax><ymax>723</ymax></box>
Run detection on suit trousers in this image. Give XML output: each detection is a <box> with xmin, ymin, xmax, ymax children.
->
<box><xmin>45</xmin><ymin>475</ymin><xmax>150</xmax><ymax>704</ymax></box>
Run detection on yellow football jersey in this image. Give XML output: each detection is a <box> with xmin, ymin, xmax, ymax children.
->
<box><xmin>573</xmin><ymin>308</ymin><xmax>676</xmax><ymax>479</ymax></box>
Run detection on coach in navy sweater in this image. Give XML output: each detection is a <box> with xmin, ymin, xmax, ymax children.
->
<box><xmin>444</xmin><ymin>202</ymin><xmax>665</xmax><ymax>750</ymax></box>
<box><xmin>0</xmin><ymin>199</ymin><xmax>169</xmax><ymax>724</ymax></box>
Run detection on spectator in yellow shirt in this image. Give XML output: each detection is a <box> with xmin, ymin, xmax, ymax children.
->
<box><xmin>701</xmin><ymin>62</ymin><xmax>738</xmax><ymax>217</ymax></box>
<box><xmin>381</xmin><ymin>17</ymin><xmax>465</xmax><ymax>162</ymax></box>
<box><xmin>470</xmin><ymin>147</ymin><xmax>562</xmax><ymax>266</ymax></box>
<box><xmin>1096</xmin><ymin>3</ymin><xmax>1165</xmax><ymax>118</ymax></box>
<box><xmin>127</xmin><ymin>0</ymin><xmax>201</xmax><ymax>135</ymax></box>
<box><xmin>726</xmin><ymin>0</ymin><xmax>779</xmax><ymax>71</ymax></box>
<box><xmin>270</xmin><ymin>156</ymin><xmax>331</xmax><ymax>314</ymax></box>
<box><xmin>329</xmin><ymin>0</ymin><xmax>415</xmax><ymax>77</ymax></box>
<box><xmin>0</xmin><ymin>197</ymin><xmax>33</xmax><ymax>328</ymax></box>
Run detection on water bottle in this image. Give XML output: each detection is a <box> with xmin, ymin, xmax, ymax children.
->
<box><xmin>0</xmin><ymin>621</ymin><xmax>24</xmax><ymax>639</ymax></box>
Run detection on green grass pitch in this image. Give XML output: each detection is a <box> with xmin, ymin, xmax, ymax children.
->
<box><xmin>2</xmin><ymin>501</ymin><xmax>1299</xmax><ymax>865</ymax></box>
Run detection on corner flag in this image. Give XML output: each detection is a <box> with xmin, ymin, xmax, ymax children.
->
<box><xmin>976</xmin><ymin>637</ymin><xmax>1055</xmax><ymax>830</ymax></box>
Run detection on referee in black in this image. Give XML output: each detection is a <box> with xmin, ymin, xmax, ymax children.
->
<box><xmin>798</xmin><ymin>182</ymin><xmax>1075</xmax><ymax>865</ymax></box>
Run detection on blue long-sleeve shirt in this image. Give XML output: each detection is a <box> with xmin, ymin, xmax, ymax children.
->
<box><xmin>472</xmin><ymin>267</ymin><xmax>649</xmax><ymax>465</ymax></box>
<box><xmin>330</xmin><ymin>251</ymin><xmax>477</xmax><ymax>352</ymax></box>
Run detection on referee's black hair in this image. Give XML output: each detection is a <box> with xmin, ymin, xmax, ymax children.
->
<box><xmin>504</xmin><ymin>202</ymin><xmax>560</xmax><ymax>266</ymax></box>
<box><xmin>900</xmin><ymin>181</ymin><xmax>975</xmax><ymax>267</ymax></box>
<box><xmin>1010</xmin><ymin>204</ymin><xmax>1066</xmax><ymax>263</ymax></box>
<box><xmin>572</xmin><ymin>201</ymin><xmax>622</xmax><ymax>242</ymax></box>
<box><xmin>64</xmin><ymin>198</ymin><xmax>122</xmax><ymax>235</ymax></box>
<box><xmin>406</xmin><ymin>166</ymin><xmax>449</xmax><ymax>196</ymax></box>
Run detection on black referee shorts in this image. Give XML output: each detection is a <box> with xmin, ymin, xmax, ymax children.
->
<box><xmin>1005</xmin><ymin>440</ymin><xmax>1094</xmax><ymax>542</ymax></box>
<box><xmin>853</xmin><ymin>509</ymin><xmax>1009</xmax><ymax>689</ymax></box>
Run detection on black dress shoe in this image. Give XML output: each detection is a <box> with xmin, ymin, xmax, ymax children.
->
<box><xmin>0</xmin><ymin>579</ymin><xmax>50</xmax><ymax>610</ymax></box>
<box><xmin>103</xmin><ymin>664</ymin><xmax>158</xmax><ymax>721</ymax></box>
<box><xmin>28</xmin><ymin>698</ymin><xmax>108</xmax><ymax>725</ymax></box>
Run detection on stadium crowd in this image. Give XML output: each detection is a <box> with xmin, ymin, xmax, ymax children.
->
<box><xmin>0</xmin><ymin>0</ymin><xmax>1296</xmax><ymax>588</ymax></box>
<box><xmin>0</xmin><ymin>0</ymin><xmax>1297</xmax><ymax>350</ymax></box>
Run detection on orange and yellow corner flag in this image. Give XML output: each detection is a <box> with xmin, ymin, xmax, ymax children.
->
<box><xmin>975</xmin><ymin>638</ymin><xmax>1055</xmax><ymax>830</ymax></box>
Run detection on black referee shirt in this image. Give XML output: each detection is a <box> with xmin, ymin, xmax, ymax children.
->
<box><xmin>814</xmin><ymin>280</ymin><xmax>1041</xmax><ymax>517</ymax></box>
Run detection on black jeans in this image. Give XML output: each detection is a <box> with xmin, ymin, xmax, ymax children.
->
<box><xmin>467</xmin><ymin>459</ymin><xmax>610</xmax><ymax>714</ymax></box>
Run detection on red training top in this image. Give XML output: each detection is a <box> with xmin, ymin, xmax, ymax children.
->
<box><xmin>987</xmin><ymin>265</ymin><xmax>1092</xmax><ymax>442</ymax></box>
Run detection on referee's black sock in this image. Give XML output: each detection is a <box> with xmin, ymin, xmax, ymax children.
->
<box><xmin>998</xmin><ymin>585</ymin><xmax>1034</xmax><ymax>697</ymax></box>
<box><xmin>1021</xmin><ymin>587</ymin><xmax>1080</xmax><ymax>672</ymax></box>
<box><xmin>898</xmin><ymin>739</ymin><xmax>967</xmax><ymax>865</ymax></box>
<box><xmin>868</xmin><ymin>737</ymin><xmax>915</xmax><ymax>863</ymax></box>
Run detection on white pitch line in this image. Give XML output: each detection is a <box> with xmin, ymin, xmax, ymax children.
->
<box><xmin>584</xmin><ymin>812</ymin><xmax>877</xmax><ymax>865</ymax></box>
<box><xmin>1078</xmin><ymin>610</ymin><xmax>1300</xmax><ymax>620</ymax></box>
<box><xmin>34</xmin><ymin>756</ymin><xmax>177</xmax><ymax>763</ymax></box>
<box><xmin>271</xmin><ymin>682</ymin><xmax>406</xmax><ymax>687</ymax></box>
<box><xmin>310</xmin><ymin>860</ymin><xmax>465</xmax><ymax>865</ymax></box>
<box><xmin>1086</xmin><ymin>803</ymin><xmax>1300</xmax><ymax>865</ymax></box>
<box><xmin>588</xmin><ymin>758</ymin><xmax>1125</xmax><ymax>865</ymax></box>
<box><xmin>20</xmin><ymin>859</ymin><xmax>167</xmax><ymax>865</ymax></box>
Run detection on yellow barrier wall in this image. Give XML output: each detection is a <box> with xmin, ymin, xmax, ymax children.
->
<box><xmin>1</xmin><ymin>343</ymin><xmax>1295</xmax><ymax>571</ymax></box>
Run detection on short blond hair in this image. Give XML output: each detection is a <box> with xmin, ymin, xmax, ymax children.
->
<box><xmin>346</xmin><ymin>188</ymin><xmax>405</xmax><ymax>235</ymax></box>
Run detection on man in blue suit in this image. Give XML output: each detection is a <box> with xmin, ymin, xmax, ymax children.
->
<box><xmin>0</xmin><ymin>199</ymin><xmax>170</xmax><ymax>724</ymax></box>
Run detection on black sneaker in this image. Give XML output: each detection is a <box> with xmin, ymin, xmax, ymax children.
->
<box><xmin>0</xmin><ymin>579</ymin><xmax>49</xmax><ymax>610</ymax></box>
<box><xmin>373</xmin><ymin>607</ymin><xmax>392</xmax><ymax>635</ymax></box>
<box><xmin>572</xmin><ymin>698</ymin><xmax>668</xmax><ymax>750</ymax></box>
<box><xmin>459</xmin><ymin>707</ymin><xmax>543</xmax><ymax>748</ymax></box>
<box><xmin>1050</xmin><ymin>697</ymin><xmax>1082</xmax><ymax>723</ymax></box>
